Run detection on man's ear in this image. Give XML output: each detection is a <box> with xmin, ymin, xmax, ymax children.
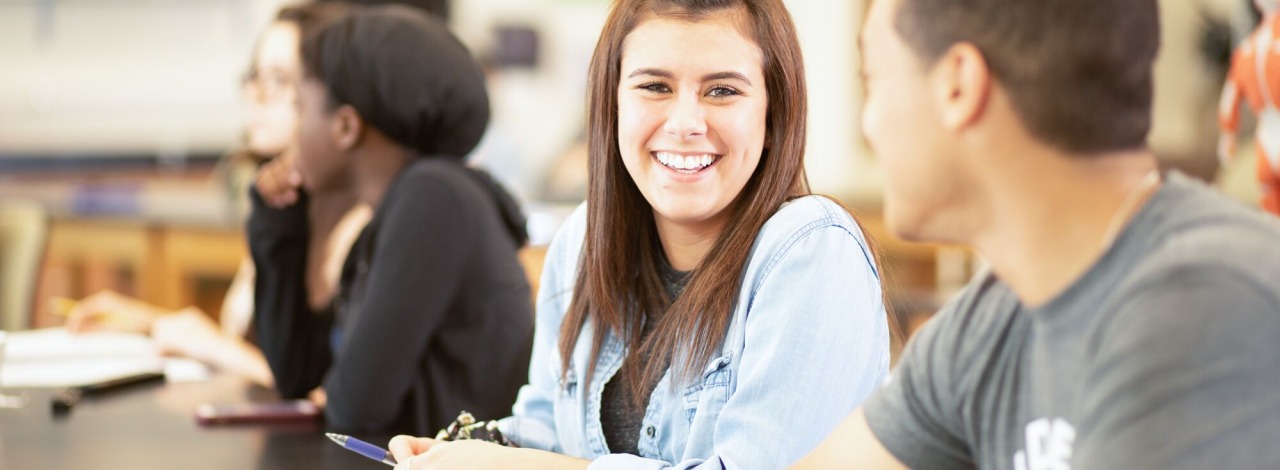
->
<box><xmin>331</xmin><ymin>104</ymin><xmax>364</xmax><ymax>151</ymax></box>
<box><xmin>933</xmin><ymin>42</ymin><xmax>992</xmax><ymax>131</ymax></box>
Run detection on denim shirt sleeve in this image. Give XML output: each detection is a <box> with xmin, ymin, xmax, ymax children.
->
<box><xmin>497</xmin><ymin>203</ymin><xmax>589</xmax><ymax>453</ymax></box>
<box><xmin>590</xmin><ymin>200</ymin><xmax>891</xmax><ymax>470</ymax></box>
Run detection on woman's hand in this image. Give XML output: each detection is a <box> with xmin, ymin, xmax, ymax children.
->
<box><xmin>389</xmin><ymin>435</ymin><xmax>443</xmax><ymax>465</ymax></box>
<box><xmin>388</xmin><ymin>437</ymin><xmax>589</xmax><ymax>470</ymax></box>
<box><xmin>150</xmin><ymin>308</ymin><xmax>224</xmax><ymax>361</ymax></box>
<box><xmin>151</xmin><ymin>307</ymin><xmax>275</xmax><ymax>387</ymax></box>
<box><xmin>255</xmin><ymin>147</ymin><xmax>304</xmax><ymax>208</ymax></box>
<box><xmin>64</xmin><ymin>290</ymin><xmax>167</xmax><ymax>334</ymax></box>
<box><xmin>308</xmin><ymin>387</ymin><xmax>327</xmax><ymax>408</ymax></box>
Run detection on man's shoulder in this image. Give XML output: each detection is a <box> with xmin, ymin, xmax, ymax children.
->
<box><xmin>1123</xmin><ymin>173</ymin><xmax>1280</xmax><ymax>304</ymax></box>
<box><xmin>1141</xmin><ymin>172</ymin><xmax>1280</xmax><ymax>250</ymax></box>
<box><xmin>1094</xmin><ymin>177</ymin><xmax>1280</xmax><ymax>356</ymax></box>
<box><xmin>937</xmin><ymin>270</ymin><xmax>1021</xmax><ymax>325</ymax></box>
<box><xmin>906</xmin><ymin>271</ymin><xmax>1025</xmax><ymax>371</ymax></box>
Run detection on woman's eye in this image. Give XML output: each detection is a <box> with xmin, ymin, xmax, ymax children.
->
<box><xmin>707</xmin><ymin>86</ymin><xmax>740</xmax><ymax>98</ymax></box>
<box><xmin>638</xmin><ymin>82</ymin><xmax>671</xmax><ymax>93</ymax></box>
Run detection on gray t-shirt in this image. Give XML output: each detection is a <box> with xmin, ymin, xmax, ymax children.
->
<box><xmin>864</xmin><ymin>172</ymin><xmax>1280</xmax><ymax>470</ymax></box>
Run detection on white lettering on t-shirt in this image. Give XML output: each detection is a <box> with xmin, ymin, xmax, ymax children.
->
<box><xmin>1013</xmin><ymin>417</ymin><xmax>1075</xmax><ymax>470</ymax></box>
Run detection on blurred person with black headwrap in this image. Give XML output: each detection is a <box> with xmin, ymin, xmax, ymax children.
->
<box><xmin>248</xmin><ymin>5</ymin><xmax>533</xmax><ymax>435</ymax></box>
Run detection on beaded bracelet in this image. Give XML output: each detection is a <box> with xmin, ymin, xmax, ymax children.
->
<box><xmin>435</xmin><ymin>411</ymin><xmax>511</xmax><ymax>446</ymax></box>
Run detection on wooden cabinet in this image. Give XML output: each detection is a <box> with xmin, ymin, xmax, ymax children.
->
<box><xmin>34</xmin><ymin>218</ymin><xmax>246</xmax><ymax>328</ymax></box>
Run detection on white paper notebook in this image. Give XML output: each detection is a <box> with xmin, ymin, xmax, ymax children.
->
<box><xmin>0</xmin><ymin>328</ymin><xmax>166</xmax><ymax>388</ymax></box>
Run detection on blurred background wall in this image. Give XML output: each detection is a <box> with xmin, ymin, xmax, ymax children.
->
<box><xmin>0</xmin><ymin>0</ymin><xmax>1252</xmax><ymax>193</ymax></box>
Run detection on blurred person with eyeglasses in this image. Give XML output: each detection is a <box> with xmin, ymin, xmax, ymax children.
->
<box><xmin>65</xmin><ymin>2</ymin><xmax>370</xmax><ymax>389</ymax></box>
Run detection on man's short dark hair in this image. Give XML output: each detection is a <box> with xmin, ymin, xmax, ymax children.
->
<box><xmin>894</xmin><ymin>0</ymin><xmax>1160</xmax><ymax>155</ymax></box>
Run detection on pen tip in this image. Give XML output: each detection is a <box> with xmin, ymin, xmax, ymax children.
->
<box><xmin>325</xmin><ymin>433</ymin><xmax>344</xmax><ymax>444</ymax></box>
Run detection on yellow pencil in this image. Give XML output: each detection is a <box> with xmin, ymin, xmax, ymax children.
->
<box><xmin>48</xmin><ymin>296</ymin><xmax>78</xmax><ymax>318</ymax></box>
<box><xmin>47</xmin><ymin>296</ymin><xmax>131</xmax><ymax>329</ymax></box>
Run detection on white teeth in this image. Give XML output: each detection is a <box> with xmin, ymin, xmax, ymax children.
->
<box><xmin>654</xmin><ymin>152</ymin><xmax>716</xmax><ymax>171</ymax></box>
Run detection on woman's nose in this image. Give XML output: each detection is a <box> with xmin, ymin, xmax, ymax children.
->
<box><xmin>663</xmin><ymin>92</ymin><xmax>707</xmax><ymax>140</ymax></box>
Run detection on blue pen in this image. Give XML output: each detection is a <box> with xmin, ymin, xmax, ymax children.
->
<box><xmin>326</xmin><ymin>432</ymin><xmax>398</xmax><ymax>466</ymax></box>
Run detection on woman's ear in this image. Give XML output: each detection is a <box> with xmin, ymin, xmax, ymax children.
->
<box><xmin>332</xmin><ymin>104</ymin><xmax>364</xmax><ymax>151</ymax></box>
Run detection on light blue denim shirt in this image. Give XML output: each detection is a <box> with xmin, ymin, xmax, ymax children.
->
<box><xmin>497</xmin><ymin>195</ymin><xmax>890</xmax><ymax>469</ymax></box>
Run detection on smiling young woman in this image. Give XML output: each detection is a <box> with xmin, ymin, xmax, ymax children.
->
<box><xmin>386</xmin><ymin>1</ymin><xmax>892</xmax><ymax>469</ymax></box>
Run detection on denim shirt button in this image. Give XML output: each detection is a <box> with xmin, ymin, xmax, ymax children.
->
<box><xmin>645</xmin><ymin>425</ymin><xmax>655</xmax><ymax>438</ymax></box>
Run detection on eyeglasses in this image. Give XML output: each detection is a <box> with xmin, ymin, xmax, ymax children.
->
<box><xmin>241</xmin><ymin>67</ymin><xmax>296</xmax><ymax>104</ymax></box>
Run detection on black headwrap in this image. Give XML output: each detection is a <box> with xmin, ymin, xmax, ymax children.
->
<box><xmin>301</xmin><ymin>4</ymin><xmax>489</xmax><ymax>159</ymax></box>
<box><xmin>301</xmin><ymin>5</ymin><xmax>527</xmax><ymax>246</ymax></box>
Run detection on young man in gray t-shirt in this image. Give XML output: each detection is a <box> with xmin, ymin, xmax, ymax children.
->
<box><xmin>794</xmin><ymin>0</ymin><xmax>1280</xmax><ymax>469</ymax></box>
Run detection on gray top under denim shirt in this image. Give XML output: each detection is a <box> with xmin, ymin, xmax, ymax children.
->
<box><xmin>498</xmin><ymin>195</ymin><xmax>892</xmax><ymax>470</ymax></box>
<box><xmin>864</xmin><ymin>172</ymin><xmax>1280</xmax><ymax>470</ymax></box>
<box><xmin>600</xmin><ymin>258</ymin><xmax>689</xmax><ymax>455</ymax></box>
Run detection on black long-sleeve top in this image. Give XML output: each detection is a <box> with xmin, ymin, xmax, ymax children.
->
<box><xmin>248</xmin><ymin>158</ymin><xmax>534</xmax><ymax>435</ymax></box>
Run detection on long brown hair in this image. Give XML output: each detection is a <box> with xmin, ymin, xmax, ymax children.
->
<box><xmin>559</xmin><ymin>0</ymin><xmax>884</xmax><ymax>401</ymax></box>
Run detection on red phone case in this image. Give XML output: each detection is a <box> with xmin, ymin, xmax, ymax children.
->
<box><xmin>194</xmin><ymin>400</ymin><xmax>320</xmax><ymax>425</ymax></box>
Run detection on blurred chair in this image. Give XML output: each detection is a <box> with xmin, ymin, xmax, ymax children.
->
<box><xmin>0</xmin><ymin>200</ymin><xmax>49</xmax><ymax>330</ymax></box>
<box><xmin>517</xmin><ymin>245</ymin><xmax>547</xmax><ymax>307</ymax></box>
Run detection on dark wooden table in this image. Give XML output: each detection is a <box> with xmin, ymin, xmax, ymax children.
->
<box><xmin>0</xmin><ymin>375</ymin><xmax>397</xmax><ymax>469</ymax></box>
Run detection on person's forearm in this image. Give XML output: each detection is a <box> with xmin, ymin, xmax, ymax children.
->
<box><xmin>208</xmin><ymin>336</ymin><xmax>275</xmax><ymax>388</ymax></box>
<box><xmin>251</xmin><ymin>252</ymin><xmax>331</xmax><ymax>396</ymax></box>
<box><xmin>391</xmin><ymin>436</ymin><xmax>590</xmax><ymax>470</ymax></box>
<box><xmin>790</xmin><ymin>409</ymin><xmax>907</xmax><ymax>470</ymax></box>
<box><xmin>248</xmin><ymin>187</ymin><xmax>332</xmax><ymax>397</ymax></box>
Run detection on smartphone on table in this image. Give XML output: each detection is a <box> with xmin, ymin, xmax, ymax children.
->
<box><xmin>194</xmin><ymin>400</ymin><xmax>319</xmax><ymax>425</ymax></box>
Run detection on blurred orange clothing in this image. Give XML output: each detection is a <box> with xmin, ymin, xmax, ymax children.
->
<box><xmin>1220</xmin><ymin>13</ymin><xmax>1280</xmax><ymax>215</ymax></box>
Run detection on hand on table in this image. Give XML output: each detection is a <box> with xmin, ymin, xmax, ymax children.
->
<box><xmin>63</xmin><ymin>290</ymin><xmax>167</xmax><ymax>334</ymax></box>
<box><xmin>387</xmin><ymin>436</ymin><xmax>589</xmax><ymax>470</ymax></box>
<box><xmin>151</xmin><ymin>308</ymin><xmax>224</xmax><ymax>362</ymax></box>
<box><xmin>308</xmin><ymin>387</ymin><xmax>327</xmax><ymax>408</ymax></box>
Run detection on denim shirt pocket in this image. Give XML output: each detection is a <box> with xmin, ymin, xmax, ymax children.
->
<box><xmin>680</xmin><ymin>352</ymin><xmax>734</xmax><ymax>424</ymax></box>
<box><xmin>557</xmin><ymin>365</ymin><xmax>578</xmax><ymax>397</ymax></box>
<box><xmin>552</xmin><ymin>361</ymin><xmax>585</xmax><ymax>456</ymax></box>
